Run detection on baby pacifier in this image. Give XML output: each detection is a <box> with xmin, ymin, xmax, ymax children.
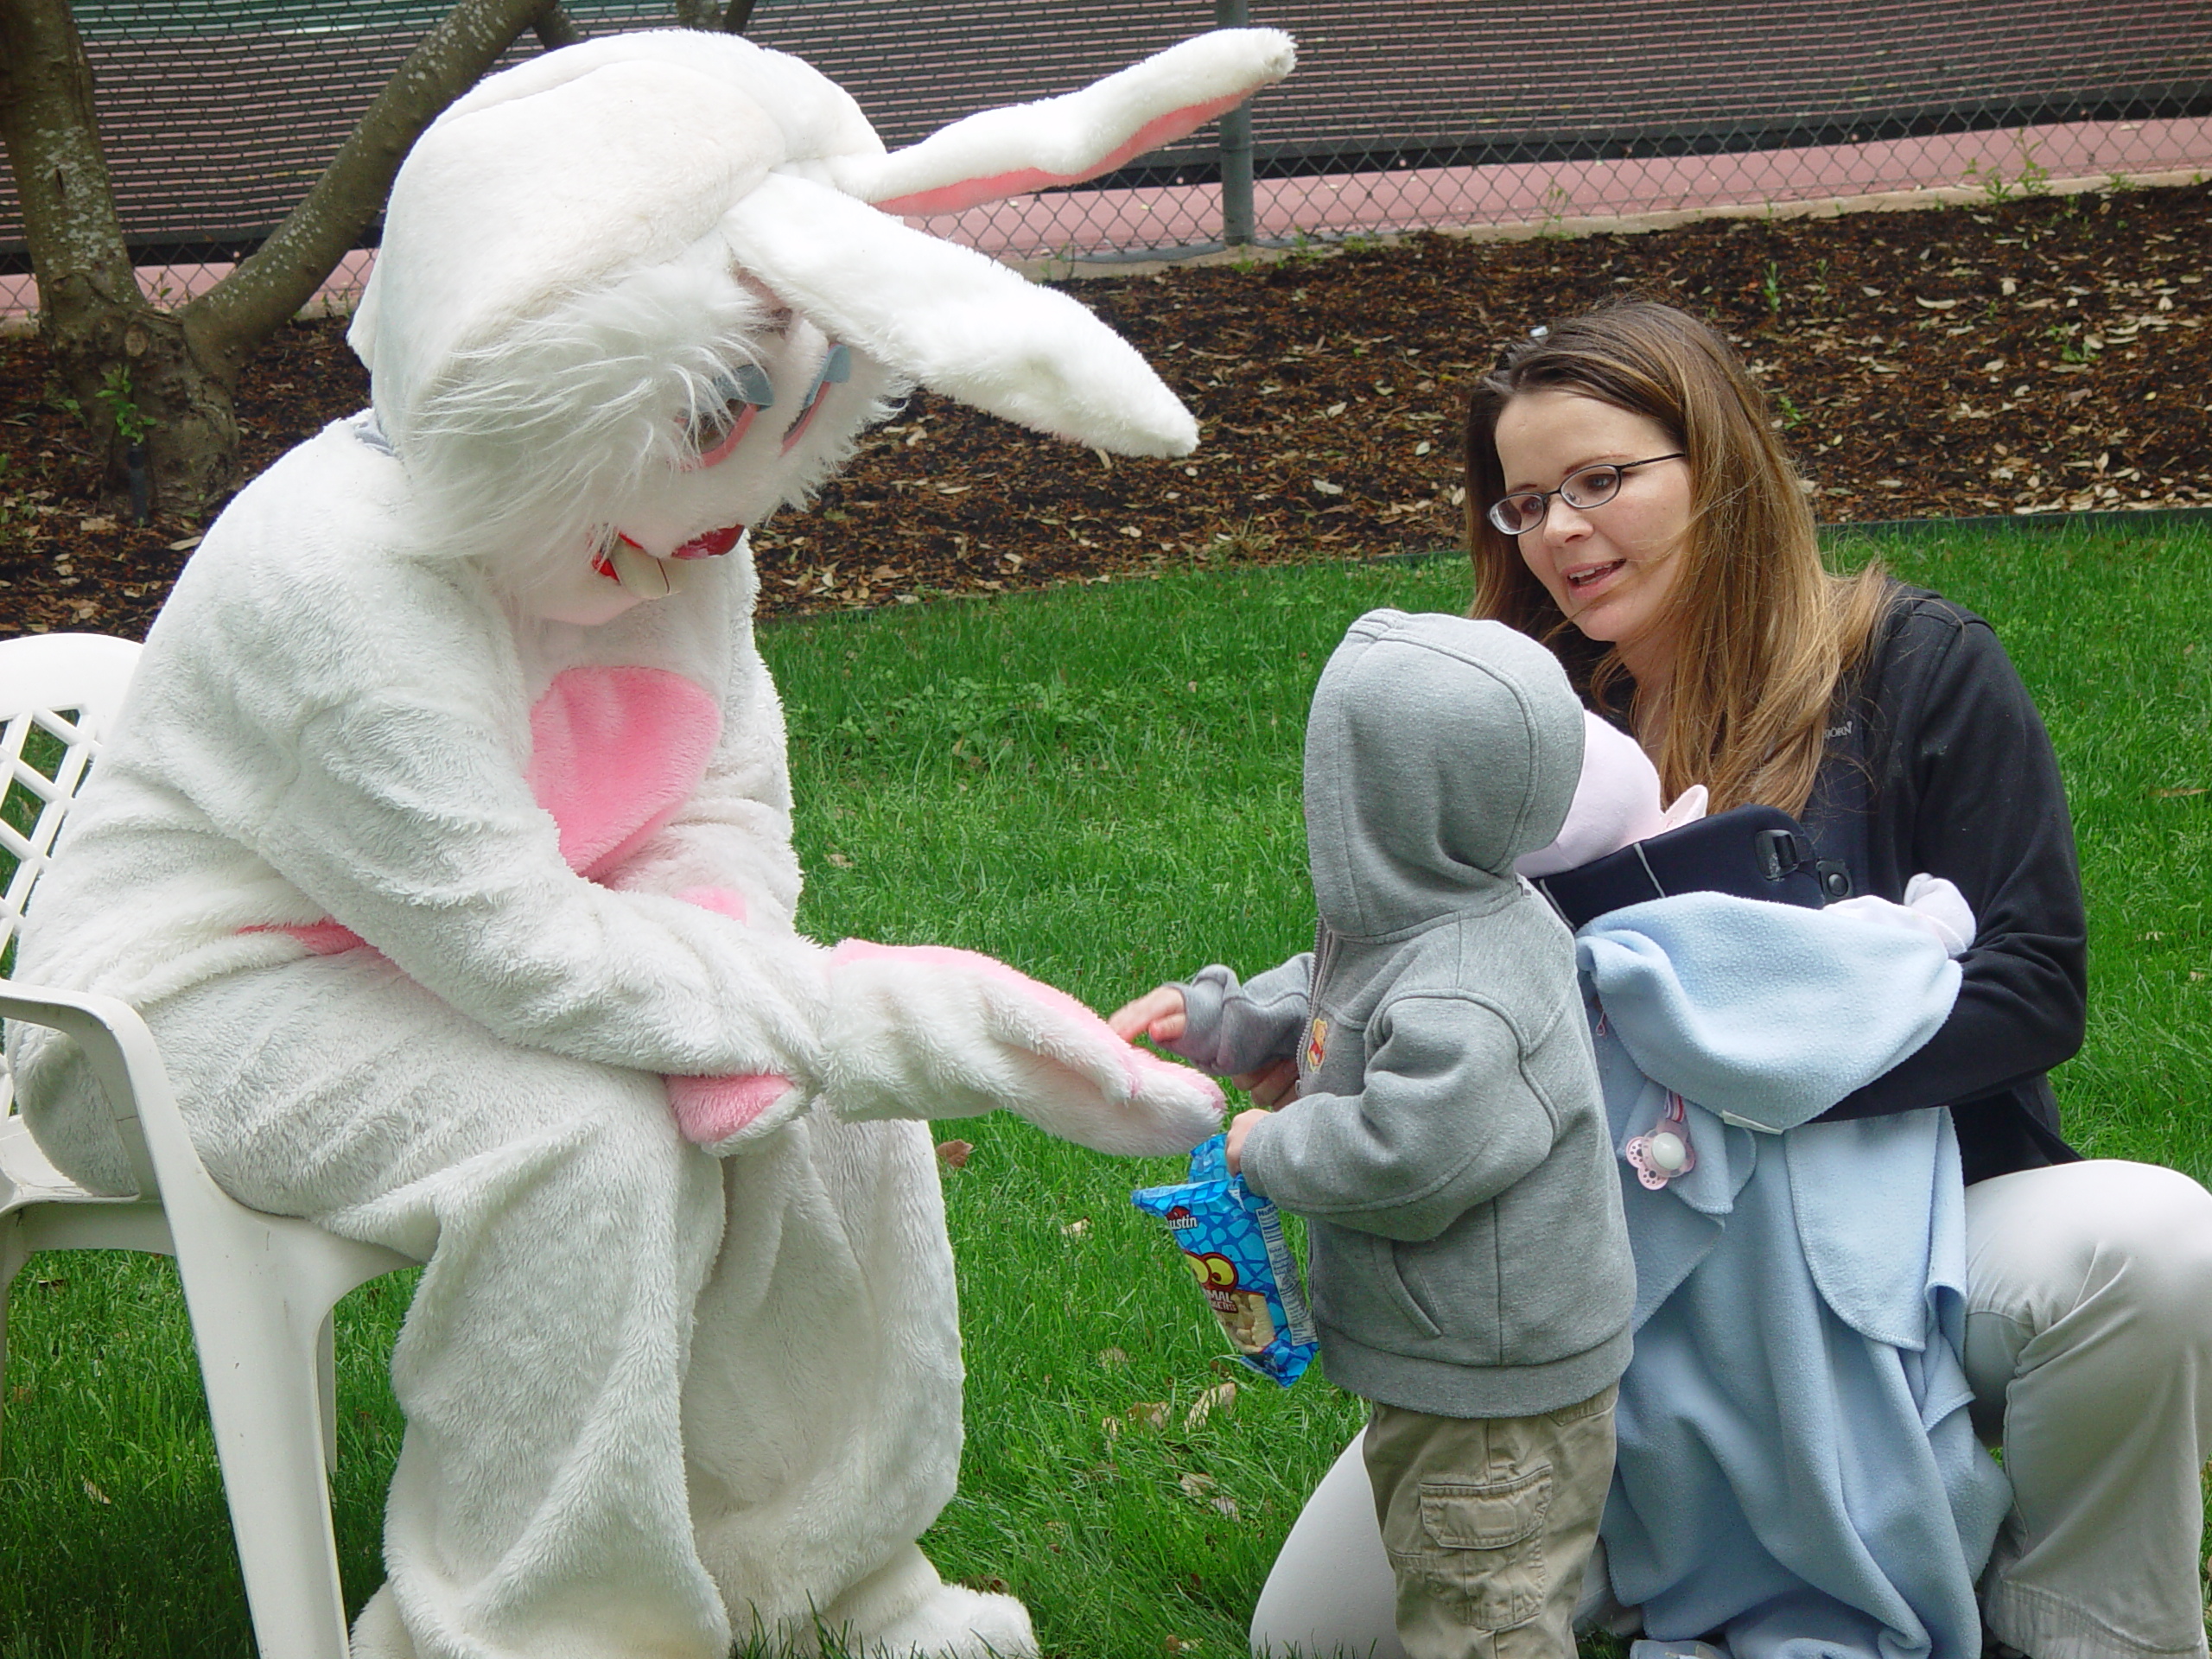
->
<box><xmin>1624</xmin><ymin>1090</ymin><xmax>1696</xmax><ymax>1191</ymax></box>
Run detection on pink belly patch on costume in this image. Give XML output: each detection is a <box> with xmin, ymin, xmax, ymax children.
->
<box><xmin>525</xmin><ymin>666</ymin><xmax>724</xmax><ymax>881</ymax></box>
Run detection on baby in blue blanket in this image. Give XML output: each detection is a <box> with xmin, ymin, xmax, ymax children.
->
<box><xmin>1546</xmin><ymin>715</ymin><xmax>2006</xmax><ymax>1659</ymax></box>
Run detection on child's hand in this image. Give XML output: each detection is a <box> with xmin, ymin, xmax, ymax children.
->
<box><xmin>1225</xmin><ymin>1106</ymin><xmax>1270</xmax><ymax>1173</ymax></box>
<box><xmin>1233</xmin><ymin>1057</ymin><xmax>1299</xmax><ymax>1108</ymax></box>
<box><xmin>1109</xmin><ymin>984</ymin><xmax>1187</xmax><ymax>1045</ymax></box>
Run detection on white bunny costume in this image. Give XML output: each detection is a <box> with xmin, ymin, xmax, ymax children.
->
<box><xmin>7</xmin><ymin>28</ymin><xmax>1291</xmax><ymax>1658</ymax></box>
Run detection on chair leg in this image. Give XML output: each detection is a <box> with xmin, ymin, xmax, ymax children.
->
<box><xmin>180</xmin><ymin>1267</ymin><xmax>356</xmax><ymax>1659</ymax></box>
<box><xmin>0</xmin><ymin>1217</ymin><xmax>24</xmax><ymax>1471</ymax></box>
<box><xmin>318</xmin><ymin>1310</ymin><xmax>338</xmax><ymax>1475</ymax></box>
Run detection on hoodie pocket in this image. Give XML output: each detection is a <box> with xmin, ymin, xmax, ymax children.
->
<box><xmin>1372</xmin><ymin>1234</ymin><xmax>1443</xmax><ymax>1338</ymax></box>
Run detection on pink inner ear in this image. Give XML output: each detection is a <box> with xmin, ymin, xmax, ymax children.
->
<box><xmin>528</xmin><ymin>667</ymin><xmax>724</xmax><ymax>880</ymax></box>
<box><xmin>873</xmin><ymin>91</ymin><xmax>1250</xmax><ymax>216</ymax></box>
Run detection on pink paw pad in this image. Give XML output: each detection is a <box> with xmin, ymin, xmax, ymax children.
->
<box><xmin>668</xmin><ymin>1071</ymin><xmax>797</xmax><ymax>1147</ymax></box>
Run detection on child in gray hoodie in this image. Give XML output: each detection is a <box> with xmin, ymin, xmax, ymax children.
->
<box><xmin>1116</xmin><ymin>608</ymin><xmax>1634</xmax><ymax>1659</ymax></box>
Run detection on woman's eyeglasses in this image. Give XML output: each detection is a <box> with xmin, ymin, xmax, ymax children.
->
<box><xmin>1486</xmin><ymin>453</ymin><xmax>1685</xmax><ymax>536</ymax></box>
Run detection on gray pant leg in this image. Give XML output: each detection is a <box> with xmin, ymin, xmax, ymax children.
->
<box><xmin>1964</xmin><ymin>1160</ymin><xmax>2212</xmax><ymax>1659</ymax></box>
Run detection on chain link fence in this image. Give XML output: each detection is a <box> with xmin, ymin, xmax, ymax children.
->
<box><xmin>4</xmin><ymin>0</ymin><xmax>2209</xmax><ymax>318</ymax></box>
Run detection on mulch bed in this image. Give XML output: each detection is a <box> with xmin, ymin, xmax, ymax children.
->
<box><xmin>3</xmin><ymin>179</ymin><xmax>2206</xmax><ymax>640</ymax></box>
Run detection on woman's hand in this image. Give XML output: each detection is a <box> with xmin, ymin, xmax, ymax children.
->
<box><xmin>1225</xmin><ymin>1106</ymin><xmax>1270</xmax><ymax>1173</ymax></box>
<box><xmin>1234</xmin><ymin>1056</ymin><xmax>1299</xmax><ymax>1109</ymax></box>
<box><xmin>1109</xmin><ymin>984</ymin><xmax>1187</xmax><ymax>1045</ymax></box>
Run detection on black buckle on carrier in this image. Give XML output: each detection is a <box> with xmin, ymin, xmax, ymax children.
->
<box><xmin>1753</xmin><ymin>826</ymin><xmax>1854</xmax><ymax>902</ymax></box>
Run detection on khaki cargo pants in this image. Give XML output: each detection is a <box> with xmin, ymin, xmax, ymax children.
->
<box><xmin>1363</xmin><ymin>1383</ymin><xmax>1618</xmax><ymax>1659</ymax></box>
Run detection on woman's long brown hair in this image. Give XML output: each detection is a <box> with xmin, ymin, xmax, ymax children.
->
<box><xmin>1465</xmin><ymin>300</ymin><xmax>1891</xmax><ymax>817</ymax></box>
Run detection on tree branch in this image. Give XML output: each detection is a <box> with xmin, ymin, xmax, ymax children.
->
<box><xmin>185</xmin><ymin>0</ymin><xmax>558</xmax><ymax>360</ymax></box>
<box><xmin>532</xmin><ymin>3</ymin><xmax>586</xmax><ymax>48</ymax></box>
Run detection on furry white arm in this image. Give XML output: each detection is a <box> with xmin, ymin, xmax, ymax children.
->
<box><xmin>262</xmin><ymin>688</ymin><xmax>836</xmax><ymax>1082</ymax></box>
<box><xmin>818</xmin><ymin>942</ymin><xmax>1224</xmax><ymax>1154</ymax></box>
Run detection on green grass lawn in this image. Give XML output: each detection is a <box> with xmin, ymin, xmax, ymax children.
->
<box><xmin>3</xmin><ymin>521</ymin><xmax>2207</xmax><ymax>1656</ymax></box>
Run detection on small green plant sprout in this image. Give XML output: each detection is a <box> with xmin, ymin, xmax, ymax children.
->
<box><xmin>1762</xmin><ymin>261</ymin><xmax>1785</xmax><ymax>316</ymax></box>
<box><xmin>1535</xmin><ymin>180</ymin><xmax>1573</xmax><ymax>238</ymax></box>
<box><xmin>1774</xmin><ymin>391</ymin><xmax>1806</xmax><ymax>428</ymax></box>
<box><xmin>1961</xmin><ymin>159</ymin><xmax>2012</xmax><ymax>203</ymax></box>
<box><xmin>2045</xmin><ymin>322</ymin><xmax>2099</xmax><ymax>365</ymax></box>
<box><xmin>93</xmin><ymin>364</ymin><xmax>156</xmax><ymax>446</ymax></box>
<box><xmin>1964</xmin><ymin>133</ymin><xmax>2052</xmax><ymax>204</ymax></box>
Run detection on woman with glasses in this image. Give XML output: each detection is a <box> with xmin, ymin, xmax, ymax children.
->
<box><xmin>1246</xmin><ymin>300</ymin><xmax>2212</xmax><ymax>1659</ymax></box>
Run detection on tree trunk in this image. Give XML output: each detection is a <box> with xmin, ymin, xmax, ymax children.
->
<box><xmin>0</xmin><ymin>0</ymin><xmax>565</xmax><ymax>522</ymax></box>
<box><xmin>0</xmin><ymin>0</ymin><xmax>201</xmax><ymax>516</ymax></box>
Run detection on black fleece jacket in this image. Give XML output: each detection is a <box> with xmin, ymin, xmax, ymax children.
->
<box><xmin>1799</xmin><ymin>586</ymin><xmax>2087</xmax><ymax>1184</ymax></box>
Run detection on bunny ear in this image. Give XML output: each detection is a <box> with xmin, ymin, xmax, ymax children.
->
<box><xmin>829</xmin><ymin>28</ymin><xmax>1295</xmax><ymax>217</ymax></box>
<box><xmin>721</xmin><ymin>171</ymin><xmax>1198</xmax><ymax>455</ymax></box>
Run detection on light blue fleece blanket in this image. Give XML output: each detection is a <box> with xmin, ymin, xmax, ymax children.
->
<box><xmin>1577</xmin><ymin>893</ymin><xmax>2011</xmax><ymax>1659</ymax></box>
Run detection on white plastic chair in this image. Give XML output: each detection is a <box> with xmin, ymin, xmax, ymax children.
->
<box><xmin>0</xmin><ymin>631</ymin><xmax>415</xmax><ymax>1659</ymax></box>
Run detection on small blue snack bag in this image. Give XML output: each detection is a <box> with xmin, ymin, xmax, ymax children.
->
<box><xmin>1133</xmin><ymin>1134</ymin><xmax>1319</xmax><ymax>1386</ymax></box>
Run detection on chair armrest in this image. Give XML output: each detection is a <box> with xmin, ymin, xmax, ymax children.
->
<box><xmin>2</xmin><ymin>983</ymin><xmax>169</xmax><ymax>1197</ymax></box>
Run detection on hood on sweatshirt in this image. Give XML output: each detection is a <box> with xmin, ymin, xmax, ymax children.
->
<box><xmin>1303</xmin><ymin>610</ymin><xmax>1584</xmax><ymax>939</ymax></box>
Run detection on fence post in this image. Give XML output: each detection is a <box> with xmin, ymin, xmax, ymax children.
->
<box><xmin>1216</xmin><ymin>0</ymin><xmax>1254</xmax><ymax>245</ymax></box>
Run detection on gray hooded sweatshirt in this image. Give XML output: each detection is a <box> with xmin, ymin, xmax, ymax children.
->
<box><xmin>1168</xmin><ymin>610</ymin><xmax>1634</xmax><ymax>1418</ymax></box>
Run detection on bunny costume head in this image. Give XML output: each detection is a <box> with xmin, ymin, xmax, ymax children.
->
<box><xmin>10</xmin><ymin>29</ymin><xmax>1287</xmax><ymax>1659</ymax></box>
<box><xmin>351</xmin><ymin>29</ymin><xmax>1288</xmax><ymax>621</ymax></box>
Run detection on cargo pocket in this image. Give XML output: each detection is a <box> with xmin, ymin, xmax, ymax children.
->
<box><xmin>1389</xmin><ymin>1464</ymin><xmax>1553</xmax><ymax>1630</ymax></box>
